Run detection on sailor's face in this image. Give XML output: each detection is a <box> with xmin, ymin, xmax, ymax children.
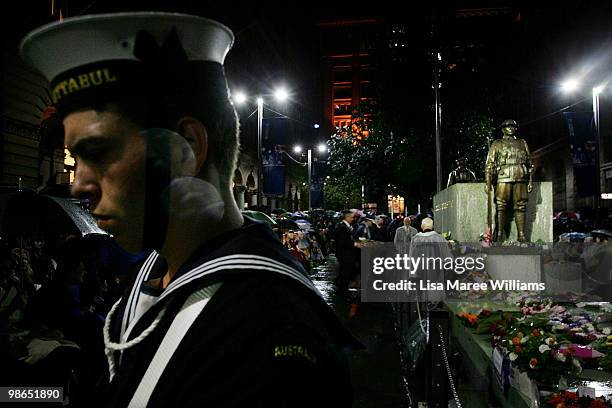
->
<box><xmin>64</xmin><ymin>109</ymin><xmax>146</xmax><ymax>253</ymax></box>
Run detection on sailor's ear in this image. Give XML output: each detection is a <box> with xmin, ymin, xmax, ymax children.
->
<box><xmin>176</xmin><ymin>117</ymin><xmax>208</xmax><ymax>175</ymax></box>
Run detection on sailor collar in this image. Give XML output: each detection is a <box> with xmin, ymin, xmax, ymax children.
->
<box><xmin>119</xmin><ymin>221</ymin><xmax>320</xmax><ymax>342</ymax></box>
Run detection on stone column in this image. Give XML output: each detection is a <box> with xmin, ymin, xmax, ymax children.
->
<box><xmin>233</xmin><ymin>185</ymin><xmax>247</xmax><ymax>210</ymax></box>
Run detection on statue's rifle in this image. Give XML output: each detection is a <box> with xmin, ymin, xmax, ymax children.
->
<box><xmin>487</xmin><ymin>185</ymin><xmax>492</xmax><ymax>242</ymax></box>
<box><xmin>486</xmin><ymin>134</ymin><xmax>493</xmax><ymax>243</ymax></box>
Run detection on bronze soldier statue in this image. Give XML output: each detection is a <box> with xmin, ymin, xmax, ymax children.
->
<box><xmin>447</xmin><ymin>157</ymin><xmax>476</xmax><ymax>187</ymax></box>
<box><xmin>484</xmin><ymin>119</ymin><xmax>533</xmax><ymax>242</ymax></box>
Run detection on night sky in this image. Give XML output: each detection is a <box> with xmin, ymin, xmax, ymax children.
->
<box><xmin>4</xmin><ymin>1</ymin><xmax>612</xmax><ymax>152</ymax></box>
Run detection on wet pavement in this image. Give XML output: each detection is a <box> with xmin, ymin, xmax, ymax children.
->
<box><xmin>311</xmin><ymin>257</ymin><xmax>409</xmax><ymax>408</ymax></box>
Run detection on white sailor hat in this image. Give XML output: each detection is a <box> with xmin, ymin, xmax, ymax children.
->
<box><xmin>20</xmin><ymin>12</ymin><xmax>234</xmax><ymax>116</ymax></box>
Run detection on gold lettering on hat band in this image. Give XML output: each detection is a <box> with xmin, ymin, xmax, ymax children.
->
<box><xmin>78</xmin><ymin>74</ymin><xmax>90</xmax><ymax>88</ymax></box>
<box><xmin>52</xmin><ymin>68</ymin><xmax>120</xmax><ymax>103</ymax></box>
<box><xmin>89</xmin><ymin>71</ymin><xmax>103</xmax><ymax>86</ymax></box>
<box><xmin>103</xmin><ymin>69</ymin><xmax>117</xmax><ymax>82</ymax></box>
<box><xmin>67</xmin><ymin>78</ymin><xmax>79</xmax><ymax>93</ymax></box>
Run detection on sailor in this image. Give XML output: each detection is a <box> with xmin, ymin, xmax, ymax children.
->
<box><xmin>21</xmin><ymin>12</ymin><xmax>360</xmax><ymax>407</ymax></box>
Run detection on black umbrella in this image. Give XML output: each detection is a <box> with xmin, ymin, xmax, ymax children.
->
<box><xmin>0</xmin><ymin>189</ymin><xmax>108</xmax><ymax>238</ymax></box>
<box><xmin>591</xmin><ymin>229</ymin><xmax>612</xmax><ymax>238</ymax></box>
<box><xmin>276</xmin><ymin>218</ymin><xmax>300</xmax><ymax>231</ymax></box>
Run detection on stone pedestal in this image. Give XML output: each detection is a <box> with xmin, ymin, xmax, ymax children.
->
<box><xmin>542</xmin><ymin>261</ymin><xmax>583</xmax><ymax>294</ymax></box>
<box><xmin>433</xmin><ymin>182</ymin><xmax>553</xmax><ymax>242</ymax></box>
<box><xmin>484</xmin><ymin>246</ymin><xmax>542</xmax><ymax>282</ymax></box>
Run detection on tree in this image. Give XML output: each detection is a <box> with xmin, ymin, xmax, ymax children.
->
<box><xmin>323</xmin><ymin>178</ymin><xmax>361</xmax><ymax>210</ymax></box>
<box><xmin>441</xmin><ymin>109</ymin><xmax>496</xmax><ymax>181</ymax></box>
<box><xmin>326</xmin><ymin>101</ymin><xmax>432</xmax><ymax>212</ymax></box>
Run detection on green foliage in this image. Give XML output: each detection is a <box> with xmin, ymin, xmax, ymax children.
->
<box><xmin>323</xmin><ymin>178</ymin><xmax>361</xmax><ymax>210</ymax></box>
<box><xmin>325</xmin><ymin>102</ymin><xmax>494</xmax><ymax>210</ymax></box>
<box><xmin>326</xmin><ymin>101</ymin><xmax>430</xmax><ymax>211</ymax></box>
<box><xmin>442</xmin><ymin>109</ymin><xmax>496</xmax><ymax>180</ymax></box>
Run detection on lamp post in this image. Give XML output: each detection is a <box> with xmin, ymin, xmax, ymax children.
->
<box><xmin>433</xmin><ymin>51</ymin><xmax>442</xmax><ymax>193</ymax></box>
<box><xmin>560</xmin><ymin>77</ymin><xmax>606</xmax><ymax>207</ymax></box>
<box><xmin>593</xmin><ymin>85</ymin><xmax>605</xmax><ymax>205</ymax></box>
<box><xmin>257</xmin><ymin>97</ymin><xmax>263</xmax><ymax>209</ymax></box>
<box><xmin>292</xmin><ymin>143</ymin><xmax>327</xmax><ymax>210</ymax></box>
<box><xmin>233</xmin><ymin>88</ymin><xmax>289</xmax><ymax>209</ymax></box>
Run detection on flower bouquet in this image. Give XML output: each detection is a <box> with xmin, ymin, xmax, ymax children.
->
<box><xmin>498</xmin><ymin>327</ymin><xmax>579</xmax><ymax>384</ymax></box>
<box><xmin>545</xmin><ymin>390</ymin><xmax>612</xmax><ymax>407</ymax></box>
<box><xmin>550</xmin><ymin>310</ymin><xmax>611</xmax><ymax>346</ymax></box>
<box><xmin>457</xmin><ymin>311</ymin><xmax>479</xmax><ymax>327</ymax></box>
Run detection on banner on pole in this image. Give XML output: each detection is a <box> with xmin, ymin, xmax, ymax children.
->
<box><xmin>563</xmin><ymin>111</ymin><xmax>597</xmax><ymax>197</ymax></box>
<box><xmin>262</xmin><ymin>118</ymin><xmax>287</xmax><ymax>196</ymax></box>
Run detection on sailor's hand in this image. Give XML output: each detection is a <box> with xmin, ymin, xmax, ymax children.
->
<box><xmin>528</xmin><ymin>183</ymin><xmax>533</xmax><ymax>193</ymax></box>
<box><xmin>484</xmin><ymin>184</ymin><xmax>492</xmax><ymax>193</ymax></box>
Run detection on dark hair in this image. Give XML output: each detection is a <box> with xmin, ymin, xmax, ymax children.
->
<box><xmin>89</xmin><ymin>64</ymin><xmax>240</xmax><ymax>190</ymax></box>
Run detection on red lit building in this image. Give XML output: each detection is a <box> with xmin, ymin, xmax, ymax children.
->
<box><xmin>318</xmin><ymin>18</ymin><xmax>385</xmax><ymax>135</ymax></box>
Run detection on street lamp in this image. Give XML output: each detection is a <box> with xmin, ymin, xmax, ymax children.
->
<box><xmin>560</xmin><ymin>77</ymin><xmax>606</xmax><ymax>205</ymax></box>
<box><xmin>234</xmin><ymin>92</ymin><xmax>247</xmax><ymax>104</ymax></box>
<box><xmin>233</xmin><ymin>88</ymin><xmax>290</xmax><ymax>209</ymax></box>
<box><xmin>274</xmin><ymin>87</ymin><xmax>289</xmax><ymax>102</ymax></box>
<box><xmin>290</xmin><ymin>143</ymin><xmax>328</xmax><ymax>210</ymax></box>
<box><xmin>561</xmin><ymin>78</ymin><xmax>580</xmax><ymax>93</ymax></box>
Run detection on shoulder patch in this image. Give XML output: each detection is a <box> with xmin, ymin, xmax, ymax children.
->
<box><xmin>273</xmin><ymin>344</ymin><xmax>317</xmax><ymax>364</ymax></box>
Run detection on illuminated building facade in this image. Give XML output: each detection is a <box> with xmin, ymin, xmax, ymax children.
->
<box><xmin>319</xmin><ymin>18</ymin><xmax>385</xmax><ymax>134</ymax></box>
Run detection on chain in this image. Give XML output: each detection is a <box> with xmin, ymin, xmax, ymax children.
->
<box><xmin>437</xmin><ymin>323</ymin><xmax>462</xmax><ymax>408</ymax></box>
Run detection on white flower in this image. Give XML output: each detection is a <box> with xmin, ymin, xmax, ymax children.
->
<box><xmin>586</xmin><ymin>324</ymin><xmax>595</xmax><ymax>332</ymax></box>
<box><xmin>555</xmin><ymin>352</ymin><xmax>566</xmax><ymax>362</ymax></box>
<box><xmin>539</xmin><ymin>344</ymin><xmax>551</xmax><ymax>354</ymax></box>
<box><xmin>603</xmin><ymin>328</ymin><xmax>611</xmax><ymax>335</ymax></box>
<box><xmin>509</xmin><ymin>352</ymin><xmax>518</xmax><ymax>361</ymax></box>
<box><xmin>521</xmin><ymin>336</ymin><xmax>530</xmax><ymax>344</ymax></box>
<box><xmin>545</xmin><ymin>337</ymin><xmax>556</xmax><ymax>346</ymax></box>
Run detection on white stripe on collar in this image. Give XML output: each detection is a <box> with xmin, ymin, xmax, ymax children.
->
<box><xmin>121</xmin><ymin>254</ymin><xmax>318</xmax><ymax>342</ymax></box>
<box><xmin>121</xmin><ymin>251</ymin><xmax>159</xmax><ymax>341</ymax></box>
<box><xmin>159</xmin><ymin>256</ymin><xmax>320</xmax><ymax>303</ymax></box>
<box><xmin>128</xmin><ymin>283</ymin><xmax>222</xmax><ymax>407</ymax></box>
<box><xmin>129</xmin><ymin>252</ymin><xmax>160</xmax><ymax>322</ymax></box>
<box><xmin>164</xmin><ymin>254</ymin><xmax>314</xmax><ymax>297</ymax></box>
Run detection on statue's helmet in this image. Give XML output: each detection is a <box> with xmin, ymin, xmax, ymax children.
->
<box><xmin>501</xmin><ymin>119</ymin><xmax>518</xmax><ymax>128</ymax></box>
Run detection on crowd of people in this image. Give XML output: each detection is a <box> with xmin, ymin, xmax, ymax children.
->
<box><xmin>271</xmin><ymin>208</ymin><xmax>435</xmax><ymax>290</ymax></box>
<box><xmin>553</xmin><ymin>207</ymin><xmax>612</xmax><ymax>238</ymax></box>
<box><xmin>0</xmin><ymin>232</ymin><xmax>148</xmax><ymax>404</ymax></box>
